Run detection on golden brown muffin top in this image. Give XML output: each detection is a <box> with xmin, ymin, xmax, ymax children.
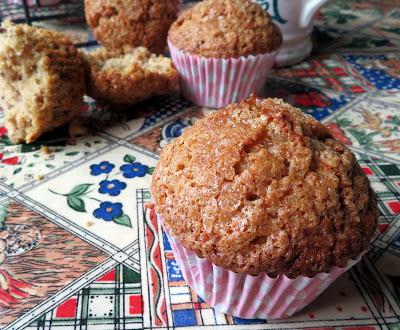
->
<box><xmin>168</xmin><ymin>0</ymin><xmax>282</xmax><ymax>58</ymax></box>
<box><xmin>85</xmin><ymin>0</ymin><xmax>180</xmax><ymax>53</ymax></box>
<box><xmin>151</xmin><ymin>96</ymin><xmax>378</xmax><ymax>278</ymax></box>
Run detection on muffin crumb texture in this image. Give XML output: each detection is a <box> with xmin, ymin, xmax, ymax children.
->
<box><xmin>0</xmin><ymin>21</ymin><xmax>84</xmax><ymax>144</ymax></box>
<box><xmin>168</xmin><ymin>0</ymin><xmax>282</xmax><ymax>58</ymax></box>
<box><xmin>81</xmin><ymin>47</ymin><xmax>179</xmax><ymax>107</ymax></box>
<box><xmin>152</xmin><ymin>96</ymin><xmax>378</xmax><ymax>278</ymax></box>
<box><xmin>85</xmin><ymin>0</ymin><xmax>180</xmax><ymax>53</ymax></box>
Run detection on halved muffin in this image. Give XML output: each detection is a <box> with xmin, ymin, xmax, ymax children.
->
<box><xmin>0</xmin><ymin>21</ymin><xmax>85</xmax><ymax>144</ymax></box>
<box><xmin>81</xmin><ymin>47</ymin><xmax>179</xmax><ymax>108</ymax></box>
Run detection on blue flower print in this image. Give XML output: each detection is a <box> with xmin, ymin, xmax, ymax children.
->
<box><xmin>93</xmin><ymin>202</ymin><xmax>123</xmax><ymax>221</ymax></box>
<box><xmin>90</xmin><ymin>161</ymin><xmax>115</xmax><ymax>176</ymax></box>
<box><xmin>98</xmin><ymin>179</ymin><xmax>127</xmax><ymax>196</ymax></box>
<box><xmin>120</xmin><ymin>162</ymin><xmax>149</xmax><ymax>178</ymax></box>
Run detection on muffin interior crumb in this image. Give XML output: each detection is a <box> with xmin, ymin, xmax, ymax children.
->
<box><xmin>80</xmin><ymin>46</ymin><xmax>179</xmax><ymax>107</ymax></box>
<box><xmin>0</xmin><ymin>21</ymin><xmax>84</xmax><ymax>143</ymax></box>
<box><xmin>0</xmin><ymin>31</ymin><xmax>50</xmax><ymax>141</ymax></box>
<box><xmin>87</xmin><ymin>47</ymin><xmax>175</xmax><ymax>77</ymax></box>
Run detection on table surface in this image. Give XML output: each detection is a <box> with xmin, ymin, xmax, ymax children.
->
<box><xmin>0</xmin><ymin>1</ymin><xmax>399</xmax><ymax>329</ymax></box>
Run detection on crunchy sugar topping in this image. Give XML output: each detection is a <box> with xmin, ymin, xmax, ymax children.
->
<box><xmin>151</xmin><ymin>96</ymin><xmax>378</xmax><ymax>278</ymax></box>
<box><xmin>168</xmin><ymin>0</ymin><xmax>282</xmax><ymax>58</ymax></box>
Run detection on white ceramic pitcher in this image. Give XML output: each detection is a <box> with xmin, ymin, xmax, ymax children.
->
<box><xmin>255</xmin><ymin>0</ymin><xmax>330</xmax><ymax>66</ymax></box>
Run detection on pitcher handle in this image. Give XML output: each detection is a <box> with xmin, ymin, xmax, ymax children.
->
<box><xmin>300</xmin><ymin>0</ymin><xmax>330</xmax><ymax>29</ymax></box>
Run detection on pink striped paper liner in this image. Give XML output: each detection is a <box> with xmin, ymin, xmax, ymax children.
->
<box><xmin>158</xmin><ymin>213</ymin><xmax>364</xmax><ymax>319</ymax></box>
<box><xmin>168</xmin><ymin>40</ymin><xmax>277</xmax><ymax>108</ymax></box>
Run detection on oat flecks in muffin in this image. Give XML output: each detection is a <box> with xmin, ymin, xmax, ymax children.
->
<box><xmin>168</xmin><ymin>0</ymin><xmax>282</xmax><ymax>58</ymax></box>
<box><xmin>151</xmin><ymin>96</ymin><xmax>379</xmax><ymax>278</ymax></box>
<box><xmin>0</xmin><ymin>21</ymin><xmax>85</xmax><ymax>144</ymax></box>
<box><xmin>85</xmin><ymin>0</ymin><xmax>180</xmax><ymax>54</ymax></box>
<box><xmin>81</xmin><ymin>47</ymin><xmax>179</xmax><ymax>107</ymax></box>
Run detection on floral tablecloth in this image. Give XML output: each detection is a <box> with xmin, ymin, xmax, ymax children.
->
<box><xmin>0</xmin><ymin>0</ymin><xmax>399</xmax><ymax>329</ymax></box>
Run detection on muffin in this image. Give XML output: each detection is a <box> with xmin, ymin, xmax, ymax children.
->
<box><xmin>81</xmin><ymin>47</ymin><xmax>179</xmax><ymax>107</ymax></box>
<box><xmin>84</xmin><ymin>0</ymin><xmax>180</xmax><ymax>54</ymax></box>
<box><xmin>151</xmin><ymin>96</ymin><xmax>378</xmax><ymax>319</ymax></box>
<box><xmin>167</xmin><ymin>0</ymin><xmax>282</xmax><ymax>108</ymax></box>
<box><xmin>0</xmin><ymin>21</ymin><xmax>85</xmax><ymax>144</ymax></box>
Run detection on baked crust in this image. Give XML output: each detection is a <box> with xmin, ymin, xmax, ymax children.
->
<box><xmin>168</xmin><ymin>0</ymin><xmax>282</xmax><ymax>58</ymax></box>
<box><xmin>151</xmin><ymin>96</ymin><xmax>379</xmax><ymax>278</ymax></box>
<box><xmin>85</xmin><ymin>0</ymin><xmax>180</xmax><ymax>53</ymax></box>
<box><xmin>81</xmin><ymin>47</ymin><xmax>179</xmax><ymax>107</ymax></box>
<box><xmin>0</xmin><ymin>21</ymin><xmax>84</xmax><ymax>144</ymax></box>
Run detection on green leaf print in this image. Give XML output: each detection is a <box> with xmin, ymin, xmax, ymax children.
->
<box><xmin>346</xmin><ymin>37</ymin><xmax>370</xmax><ymax>49</ymax></box>
<box><xmin>20</xmin><ymin>138</ymin><xmax>67</xmax><ymax>153</ymax></box>
<box><xmin>336</xmin><ymin>118</ymin><xmax>352</xmax><ymax>128</ymax></box>
<box><xmin>389</xmin><ymin>322</ymin><xmax>400</xmax><ymax>330</ymax></box>
<box><xmin>20</xmin><ymin>144</ymin><xmax>42</xmax><ymax>153</ymax></box>
<box><xmin>113</xmin><ymin>213</ymin><xmax>132</xmax><ymax>228</ymax></box>
<box><xmin>324</xmin><ymin>9</ymin><xmax>357</xmax><ymax>24</ymax></box>
<box><xmin>49</xmin><ymin>183</ymin><xmax>92</xmax><ymax>213</ymax></box>
<box><xmin>347</xmin><ymin>128</ymin><xmax>379</xmax><ymax>148</ymax></box>
<box><xmin>123</xmin><ymin>154</ymin><xmax>136</xmax><ymax>163</ymax></box>
<box><xmin>388</xmin><ymin>115</ymin><xmax>400</xmax><ymax>126</ymax></box>
<box><xmin>67</xmin><ymin>184</ymin><xmax>93</xmax><ymax>197</ymax></box>
<box><xmin>0</xmin><ymin>202</ymin><xmax>9</xmax><ymax>231</ymax></box>
<box><xmin>0</xmin><ymin>135</ymin><xmax>13</xmax><ymax>146</ymax></box>
<box><xmin>147</xmin><ymin>167</ymin><xmax>155</xmax><ymax>175</ymax></box>
<box><xmin>67</xmin><ymin>196</ymin><xmax>86</xmax><ymax>213</ymax></box>
<box><xmin>382</xmin><ymin>27</ymin><xmax>400</xmax><ymax>35</ymax></box>
<box><xmin>13</xmin><ymin>168</ymin><xmax>22</xmax><ymax>175</ymax></box>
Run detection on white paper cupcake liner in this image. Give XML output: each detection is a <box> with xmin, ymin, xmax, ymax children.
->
<box><xmin>168</xmin><ymin>40</ymin><xmax>277</xmax><ymax>108</ymax></box>
<box><xmin>158</xmin><ymin>213</ymin><xmax>364</xmax><ymax>319</ymax></box>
